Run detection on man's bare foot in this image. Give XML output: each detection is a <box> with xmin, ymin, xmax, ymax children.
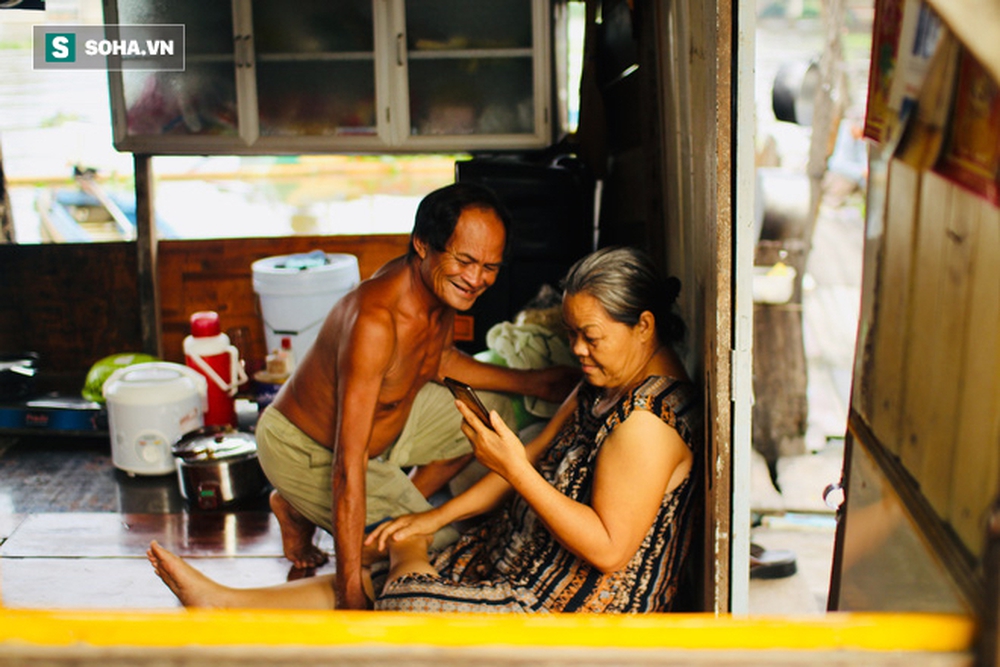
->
<box><xmin>270</xmin><ymin>490</ymin><xmax>329</xmax><ymax>568</ymax></box>
<box><xmin>147</xmin><ymin>540</ymin><xmax>230</xmax><ymax>608</ymax></box>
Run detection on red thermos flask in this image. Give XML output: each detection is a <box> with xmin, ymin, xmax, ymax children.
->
<box><xmin>183</xmin><ymin>311</ymin><xmax>247</xmax><ymax>427</ymax></box>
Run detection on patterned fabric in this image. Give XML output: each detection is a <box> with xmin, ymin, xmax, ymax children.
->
<box><xmin>374</xmin><ymin>376</ymin><xmax>702</xmax><ymax>614</ymax></box>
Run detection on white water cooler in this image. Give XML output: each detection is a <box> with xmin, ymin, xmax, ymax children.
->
<box><xmin>252</xmin><ymin>252</ymin><xmax>359</xmax><ymax>361</ymax></box>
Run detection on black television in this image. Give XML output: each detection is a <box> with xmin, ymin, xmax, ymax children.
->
<box><xmin>454</xmin><ymin>157</ymin><xmax>594</xmax><ymax>353</ymax></box>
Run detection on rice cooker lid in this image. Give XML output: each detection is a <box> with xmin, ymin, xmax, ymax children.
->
<box><xmin>104</xmin><ymin>363</ymin><xmax>203</xmax><ymax>404</ymax></box>
<box><xmin>173</xmin><ymin>426</ymin><xmax>257</xmax><ymax>462</ymax></box>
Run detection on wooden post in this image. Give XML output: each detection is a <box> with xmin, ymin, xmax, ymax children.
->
<box><xmin>752</xmin><ymin>240</ymin><xmax>809</xmax><ymax>482</ymax></box>
<box><xmin>133</xmin><ymin>154</ymin><xmax>162</xmax><ymax>358</ymax></box>
<box><xmin>0</xmin><ymin>138</ymin><xmax>14</xmax><ymax>244</ymax></box>
<box><xmin>804</xmin><ymin>0</ymin><xmax>848</xmax><ymax>250</ymax></box>
<box><xmin>982</xmin><ymin>493</ymin><xmax>1000</xmax><ymax>666</ymax></box>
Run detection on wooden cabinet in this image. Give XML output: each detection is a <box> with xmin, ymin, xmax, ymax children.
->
<box><xmin>103</xmin><ymin>0</ymin><xmax>551</xmax><ymax>154</ymax></box>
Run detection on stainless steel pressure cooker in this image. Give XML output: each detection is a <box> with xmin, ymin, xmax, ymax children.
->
<box><xmin>171</xmin><ymin>426</ymin><xmax>268</xmax><ymax>510</ymax></box>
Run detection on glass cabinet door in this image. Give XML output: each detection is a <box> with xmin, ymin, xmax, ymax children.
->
<box><xmin>251</xmin><ymin>0</ymin><xmax>378</xmax><ymax>143</ymax></box>
<box><xmin>401</xmin><ymin>0</ymin><xmax>543</xmax><ymax>143</ymax></box>
<box><xmin>104</xmin><ymin>0</ymin><xmax>549</xmax><ymax>153</ymax></box>
<box><xmin>110</xmin><ymin>1</ymin><xmax>241</xmax><ymax>150</ymax></box>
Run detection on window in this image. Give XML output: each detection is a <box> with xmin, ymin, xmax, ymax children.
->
<box><xmin>1</xmin><ymin>0</ymin><xmax>584</xmax><ymax>244</ymax></box>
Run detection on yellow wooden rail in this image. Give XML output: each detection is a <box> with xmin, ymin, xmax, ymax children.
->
<box><xmin>0</xmin><ymin>609</ymin><xmax>975</xmax><ymax>652</ymax></box>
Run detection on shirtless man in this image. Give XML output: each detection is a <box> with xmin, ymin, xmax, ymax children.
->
<box><xmin>255</xmin><ymin>183</ymin><xmax>577</xmax><ymax>610</ymax></box>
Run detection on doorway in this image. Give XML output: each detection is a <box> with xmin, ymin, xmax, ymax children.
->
<box><xmin>748</xmin><ymin>0</ymin><xmax>873</xmax><ymax>614</ymax></box>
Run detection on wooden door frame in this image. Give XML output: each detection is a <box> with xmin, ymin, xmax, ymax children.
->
<box><xmin>650</xmin><ymin>0</ymin><xmax>750</xmax><ymax>612</ymax></box>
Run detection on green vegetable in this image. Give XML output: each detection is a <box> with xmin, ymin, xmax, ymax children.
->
<box><xmin>82</xmin><ymin>352</ymin><xmax>159</xmax><ymax>402</ymax></box>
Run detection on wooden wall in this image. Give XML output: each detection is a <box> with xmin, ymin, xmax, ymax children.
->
<box><xmin>575</xmin><ymin>0</ymin><xmax>731</xmax><ymax>610</ymax></box>
<box><xmin>0</xmin><ymin>242</ymin><xmax>140</xmax><ymax>394</ymax></box>
<box><xmin>0</xmin><ymin>234</ymin><xmax>409</xmax><ymax>394</ymax></box>
<box><xmin>157</xmin><ymin>235</ymin><xmax>409</xmax><ymax>371</ymax></box>
<box><xmin>853</xmin><ymin>161</ymin><xmax>1000</xmax><ymax>557</ymax></box>
<box><xmin>830</xmin><ymin>15</ymin><xmax>1000</xmax><ymax>644</ymax></box>
<box><xmin>647</xmin><ymin>0</ymin><xmax>732</xmax><ymax>611</ymax></box>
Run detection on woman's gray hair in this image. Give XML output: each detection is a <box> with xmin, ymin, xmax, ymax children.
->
<box><xmin>561</xmin><ymin>246</ymin><xmax>685</xmax><ymax>344</ymax></box>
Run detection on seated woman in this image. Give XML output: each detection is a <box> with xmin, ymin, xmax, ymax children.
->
<box><xmin>148</xmin><ymin>246</ymin><xmax>702</xmax><ymax>613</ymax></box>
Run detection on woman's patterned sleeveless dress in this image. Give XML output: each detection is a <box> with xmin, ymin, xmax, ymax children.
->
<box><xmin>375</xmin><ymin>375</ymin><xmax>702</xmax><ymax>613</ymax></box>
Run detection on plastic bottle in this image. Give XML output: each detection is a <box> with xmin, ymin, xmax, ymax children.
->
<box><xmin>183</xmin><ymin>311</ymin><xmax>247</xmax><ymax>427</ymax></box>
<box><xmin>265</xmin><ymin>336</ymin><xmax>296</xmax><ymax>378</ymax></box>
<box><xmin>279</xmin><ymin>336</ymin><xmax>296</xmax><ymax>375</ymax></box>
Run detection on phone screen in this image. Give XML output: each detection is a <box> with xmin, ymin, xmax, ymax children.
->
<box><xmin>443</xmin><ymin>377</ymin><xmax>494</xmax><ymax>430</ymax></box>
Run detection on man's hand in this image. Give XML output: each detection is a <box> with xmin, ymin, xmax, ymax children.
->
<box><xmin>531</xmin><ymin>365</ymin><xmax>581</xmax><ymax>403</ymax></box>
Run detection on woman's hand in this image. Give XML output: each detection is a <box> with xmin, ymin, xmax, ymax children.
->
<box><xmin>456</xmin><ymin>400</ymin><xmax>530</xmax><ymax>481</ymax></box>
<box><xmin>364</xmin><ymin>510</ymin><xmax>442</xmax><ymax>553</ymax></box>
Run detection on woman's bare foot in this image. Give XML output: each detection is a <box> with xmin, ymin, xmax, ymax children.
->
<box><xmin>147</xmin><ymin>540</ymin><xmax>231</xmax><ymax>608</ymax></box>
<box><xmin>362</xmin><ymin>539</ymin><xmax>388</xmax><ymax>567</ymax></box>
<box><xmin>386</xmin><ymin>533</ymin><xmax>437</xmax><ymax>585</ymax></box>
<box><xmin>270</xmin><ymin>490</ymin><xmax>329</xmax><ymax>568</ymax></box>
<box><xmin>362</xmin><ymin>566</ymin><xmax>375</xmax><ymax>605</ymax></box>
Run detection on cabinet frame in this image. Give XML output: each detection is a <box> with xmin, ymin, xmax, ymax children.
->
<box><xmin>103</xmin><ymin>0</ymin><xmax>551</xmax><ymax>155</ymax></box>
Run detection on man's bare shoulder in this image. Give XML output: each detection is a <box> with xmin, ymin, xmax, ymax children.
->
<box><xmin>335</xmin><ymin>258</ymin><xmax>411</xmax><ymax>343</ymax></box>
<box><xmin>351</xmin><ymin>258</ymin><xmax>409</xmax><ymax>316</ymax></box>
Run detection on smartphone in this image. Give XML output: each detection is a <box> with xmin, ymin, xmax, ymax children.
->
<box><xmin>443</xmin><ymin>377</ymin><xmax>494</xmax><ymax>430</ymax></box>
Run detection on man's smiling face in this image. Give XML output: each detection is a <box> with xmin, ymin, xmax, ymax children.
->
<box><xmin>419</xmin><ymin>205</ymin><xmax>506</xmax><ymax>311</ymax></box>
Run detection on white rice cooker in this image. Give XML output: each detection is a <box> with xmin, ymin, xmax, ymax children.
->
<box><xmin>103</xmin><ymin>362</ymin><xmax>207</xmax><ymax>476</ymax></box>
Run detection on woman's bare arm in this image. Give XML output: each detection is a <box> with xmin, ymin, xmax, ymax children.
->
<box><xmin>464</xmin><ymin>405</ymin><xmax>692</xmax><ymax>573</ymax></box>
<box><xmin>365</xmin><ymin>388</ymin><xmax>579</xmax><ymax>551</ymax></box>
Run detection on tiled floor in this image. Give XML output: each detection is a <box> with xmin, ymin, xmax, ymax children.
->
<box><xmin>0</xmin><ymin>433</ymin><xmax>838</xmax><ymax>614</ymax></box>
<box><xmin>0</xmin><ymin>434</ymin><xmax>335</xmax><ymax>609</ymax></box>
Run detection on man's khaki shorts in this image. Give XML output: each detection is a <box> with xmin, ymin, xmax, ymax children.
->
<box><xmin>256</xmin><ymin>381</ymin><xmax>514</xmax><ymax>550</ymax></box>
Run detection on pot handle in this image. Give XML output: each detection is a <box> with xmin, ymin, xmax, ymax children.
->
<box><xmin>230</xmin><ymin>345</ymin><xmax>249</xmax><ymax>390</ymax></box>
<box><xmin>187</xmin><ymin>346</ymin><xmax>247</xmax><ymax>397</ymax></box>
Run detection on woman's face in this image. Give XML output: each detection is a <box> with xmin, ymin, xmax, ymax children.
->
<box><xmin>563</xmin><ymin>292</ymin><xmax>648</xmax><ymax>389</ymax></box>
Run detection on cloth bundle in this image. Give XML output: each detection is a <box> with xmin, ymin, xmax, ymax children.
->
<box><xmin>486</xmin><ymin>321</ymin><xmax>577</xmax><ymax>418</ymax></box>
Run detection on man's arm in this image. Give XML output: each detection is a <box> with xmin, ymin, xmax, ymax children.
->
<box><xmin>331</xmin><ymin>308</ymin><xmax>394</xmax><ymax>610</ymax></box>
<box><xmin>438</xmin><ymin>346</ymin><xmax>579</xmax><ymax>404</ymax></box>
